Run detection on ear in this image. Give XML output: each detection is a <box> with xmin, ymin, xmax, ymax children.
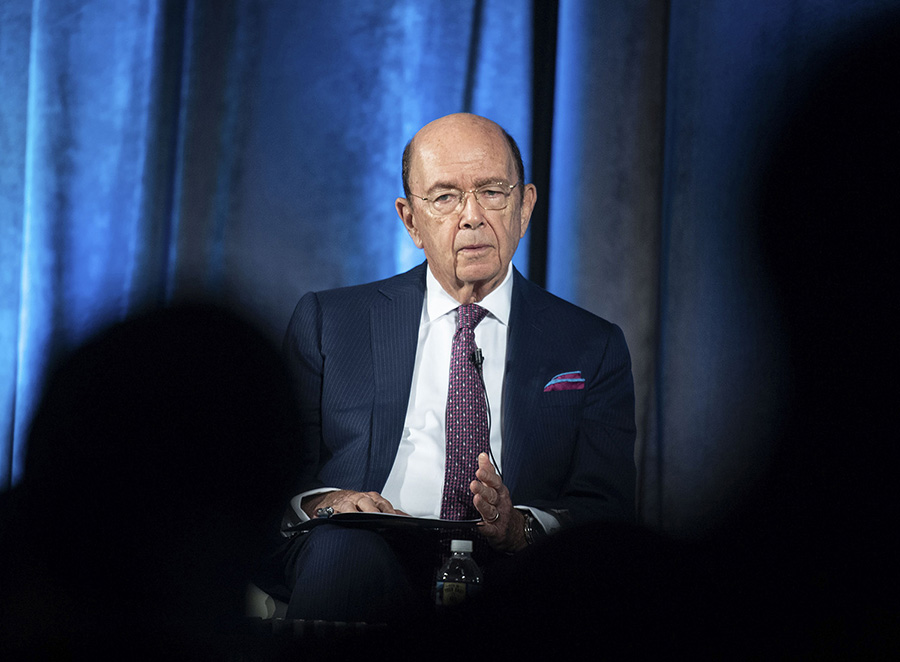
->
<box><xmin>517</xmin><ymin>184</ymin><xmax>537</xmax><ymax>238</ymax></box>
<box><xmin>395</xmin><ymin>197</ymin><xmax>424</xmax><ymax>248</ymax></box>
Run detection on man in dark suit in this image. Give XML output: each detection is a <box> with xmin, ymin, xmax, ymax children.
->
<box><xmin>268</xmin><ymin>113</ymin><xmax>635</xmax><ymax>624</ymax></box>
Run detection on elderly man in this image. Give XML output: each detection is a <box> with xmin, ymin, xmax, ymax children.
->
<box><xmin>267</xmin><ymin>113</ymin><xmax>635</xmax><ymax>624</ymax></box>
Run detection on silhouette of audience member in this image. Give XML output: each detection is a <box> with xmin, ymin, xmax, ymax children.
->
<box><xmin>737</xmin><ymin>13</ymin><xmax>899</xmax><ymax>657</ymax></box>
<box><xmin>0</xmin><ymin>302</ymin><xmax>302</xmax><ymax>658</ymax></box>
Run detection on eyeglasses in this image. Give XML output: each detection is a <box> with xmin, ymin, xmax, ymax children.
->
<box><xmin>409</xmin><ymin>181</ymin><xmax>521</xmax><ymax>216</ymax></box>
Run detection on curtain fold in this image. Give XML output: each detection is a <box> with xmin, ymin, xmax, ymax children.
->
<box><xmin>3</xmin><ymin>0</ymin><xmax>171</xmax><ymax>485</ymax></box>
<box><xmin>0</xmin><ymin>0</ymin><xmax>32</xmax><ymax>489</ymax></box>
<box><xmin>548</xmin><ymin>0</ymin><xmax>668</xmax><ymax>522</ymax></box>
<box><xmin>652</xmin><ymin>0</ymin><xmax>897</xmax><ymax>533</ymax></box>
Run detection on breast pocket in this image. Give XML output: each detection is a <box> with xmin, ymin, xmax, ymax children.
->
<box><xmin>540</xmin><ymin>388</ymin><xmax>586</xmax><ymax>409</ymax></box>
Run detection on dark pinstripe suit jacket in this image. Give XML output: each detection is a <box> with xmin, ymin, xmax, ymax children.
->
<box><xmin>283</xmin><ymin>262</ymin><xmax>636</xmax><ymax>527</ymax></box>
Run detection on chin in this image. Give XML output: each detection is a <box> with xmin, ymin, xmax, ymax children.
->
<box><xmin>458</xmin><ymin>269</ymin><xmax>501</xmax><ymax>289</ymax></box>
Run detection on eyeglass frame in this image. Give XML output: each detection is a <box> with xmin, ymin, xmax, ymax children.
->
<box><xmin>407</xmin><ymin>181</ymin><xmax>522</xmax><ymax>215</ymax></box>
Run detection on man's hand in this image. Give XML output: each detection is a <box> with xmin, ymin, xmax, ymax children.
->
<box><xmin>471</xmin><ymin>453</ymin><xmax>528</xmax><ymax>553</ymax></box>
<box><xmin>302</xmin><ymin>490</ymin><xmax>407</xmax><ymax>519</ymax></box>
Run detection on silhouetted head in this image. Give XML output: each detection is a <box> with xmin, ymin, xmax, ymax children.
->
<box><xmin>751</xmin><ymin>14</ymin><xmax>899</xmax><ymax>538</ymax></box>
<box><xmin>11</xmin><ymin>301</ymin><xmax>302</xmax><ymax>653</ymax></box>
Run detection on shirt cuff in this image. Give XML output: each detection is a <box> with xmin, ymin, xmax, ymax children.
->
<box><xmin>288</xmin><ymin>488</ymin><xmax>340</xmax><ymax>523</ymax></box>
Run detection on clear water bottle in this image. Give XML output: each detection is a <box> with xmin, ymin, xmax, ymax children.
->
<box><xmin>435</xmin><ymin>539</ymin><xmax>482</xmax><ymax>608</ymax></box>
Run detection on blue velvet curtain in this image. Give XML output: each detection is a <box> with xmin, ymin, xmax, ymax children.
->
<box><xmin>2</xmin><ymin>0</ymin><xmax>897</xmax><ymax>534</ymax></box>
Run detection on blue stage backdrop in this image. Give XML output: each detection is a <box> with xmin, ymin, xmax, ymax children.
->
<box><xmin>1</xmin><ymin>0</ymin><xmax>897</xmax><ymax>535</ymax></box>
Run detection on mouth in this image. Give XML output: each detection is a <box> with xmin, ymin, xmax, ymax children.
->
<box><xmin>458</xmin><ymin>244</ymin><xmax>492</xmax><ymax>255</ymax></box>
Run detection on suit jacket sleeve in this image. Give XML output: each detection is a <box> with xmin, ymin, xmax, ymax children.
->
<box><xmin>282</xmin><ymin>291</ymin><xmax>327</xmax><ymax>497</ymax></box>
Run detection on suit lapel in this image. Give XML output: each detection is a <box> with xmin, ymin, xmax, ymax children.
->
<box><xmin>501</xmin><ymin>270</ymin><xmax>550</xmax><ymax>496</ymax></box>
<box><xmin>368</xmin><ymin>264</ymin><xmax>427</xmax><ymax>490</ymax></box>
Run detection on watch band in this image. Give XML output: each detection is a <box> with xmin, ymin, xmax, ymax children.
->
<box><xmin>522</xmin><ymin>510</ymin><xmax>546</xmax><ymax>546</ymax></box>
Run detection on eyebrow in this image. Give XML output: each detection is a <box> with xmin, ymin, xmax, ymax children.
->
<box><xmin>426</xmin><ymin>177</ymin><xmax>511</xmax><ymax>193</ymax></box>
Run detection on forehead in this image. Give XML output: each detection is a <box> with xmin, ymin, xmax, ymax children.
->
<box><xmin>409</xmin><ymin>119</ymin><xmax>515</xmax><ymax>188</ymax></box>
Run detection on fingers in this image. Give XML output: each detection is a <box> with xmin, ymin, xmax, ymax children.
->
<box><xmin>470</xmin><ymin>454</ymin><xmax>526</xmax><ymax>551</ymax></box>
<box><xmin>470</xmin><ymin>476</ymin><xmax>497</xmax><ymax>504</ymax></box>
<box><xmin>472</xmin><ymin>452</ymin><xmax>503</xmax><ymax>504</ymax></box>
<box><xmin>327</xmin><ymin>490</ymin><xmax>398</xmax><ymax>515</ymax></box>
<box><xmin>473</xmin><ymin>492</ymin><xmax>502</xmax><ymax>523</ymax></box>
<box><xmin>471</xmin><ymin>453</ymin><xmax>509</xmax><ymax>525</ymax></box>
<box><xmin>474</xmin><ymin>452</ymin><xmax>502</xmax><ymax>488</ymax></box>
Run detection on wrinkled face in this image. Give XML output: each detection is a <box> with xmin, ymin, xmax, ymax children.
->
<box><xmin>395</xmin><ymin>115</ymin><xmax>536</xmax><ymax>303</ymax></box>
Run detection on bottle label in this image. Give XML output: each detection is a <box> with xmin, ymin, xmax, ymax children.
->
<box><xmin>435</xmin><ymin>581</ymin><xmax>478</xmax><ymax>607</ymax></box>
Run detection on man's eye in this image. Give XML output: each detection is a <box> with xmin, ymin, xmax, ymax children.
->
<box><xmin>480</xmin><ymin>188</ymin><xmax>503</xmax><ymax>199</ymax></box>
<box><xmin>433</xmin><ymin>193</ymin><xmax>457</xmax><ymax>204</ymax></box>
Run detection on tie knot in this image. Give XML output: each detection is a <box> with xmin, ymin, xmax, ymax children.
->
<box><xmin>456</xmin><ymin>304</ymin><xmax>488</xmax><ymax>330</ymax></box>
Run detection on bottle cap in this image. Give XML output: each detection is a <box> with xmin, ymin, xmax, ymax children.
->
<box><xmin>450</xmin><ymin>539</ymin><xmax>473</xmax><ymax>553</ymax></box>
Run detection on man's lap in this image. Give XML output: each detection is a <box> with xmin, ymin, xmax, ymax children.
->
<box><xmin>256</xmin><ymin>525</ymin><xmax>444</xmax><ymax>624</ymax></box>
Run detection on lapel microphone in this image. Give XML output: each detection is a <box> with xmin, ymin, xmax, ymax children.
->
<box><xmin>471</xmin><ymin>348</ymin><xmax>484</xmax><ymax>370</ymax></box>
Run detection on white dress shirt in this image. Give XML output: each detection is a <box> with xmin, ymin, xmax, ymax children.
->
<box><xmin>380</xmin><ymin>265</ymin><xmax>510</xmax><ymax>516</ymax></box>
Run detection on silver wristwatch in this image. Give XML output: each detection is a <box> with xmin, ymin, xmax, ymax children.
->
<box><xmin>522</xmin><ymin>510</ymin><xmax>546</xmax><ymax>546</ymax></box>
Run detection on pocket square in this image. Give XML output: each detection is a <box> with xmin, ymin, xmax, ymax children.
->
<box><xmin>543</xmin><ymin>371</ymin><xmax>585</xmax><ymax>392</ymax></box>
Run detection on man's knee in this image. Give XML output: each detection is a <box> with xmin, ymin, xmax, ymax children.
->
<box><xmin>285</xmin><ymin>527</ymin><xmax>414</xmax><ymax>623</ymax></box>
<box><xmin>291</xmin><ymin>527</ymin><xmax>401</xmax><ymax>576</ymax></box>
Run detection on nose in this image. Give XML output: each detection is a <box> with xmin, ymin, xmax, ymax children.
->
<box><xmin>458</xmin><ymin>190</ymin><xmax>485</xmax><ymax>230</ymax></box>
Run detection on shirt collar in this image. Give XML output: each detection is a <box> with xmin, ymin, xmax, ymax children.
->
<box><xmin>424</xmin><ymin>263</ymin><xmax>513</xmax><ymax>326</ymax></box>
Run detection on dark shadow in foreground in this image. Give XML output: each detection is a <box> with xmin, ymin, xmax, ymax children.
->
<box><xmin>0</xmin><ymin>302</ymin><xmax>303</xmax><ymax>659</ymax></box>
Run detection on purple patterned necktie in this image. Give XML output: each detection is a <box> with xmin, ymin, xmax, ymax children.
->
<box><xmin>440</xmin><ymin>303</ymin><xmax>489</xmax><ymax>520</ymax></box>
